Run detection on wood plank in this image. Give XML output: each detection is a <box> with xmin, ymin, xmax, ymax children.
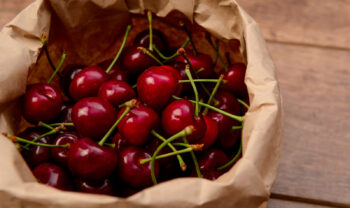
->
<box><xmin>0</xmin><ymin>0</ymin><xmax>34</xmax><ymax>29</ymax></box>
<box><xmin>237</xmin><ymin>0</ymin><xmax>350</xmax><ymax>50</ymax></box>
<box><xmin>267</xmin><ymin>41</ymin><xmax>350</xmax><ymax>204</ymax></box>
<box><xmin>268</xmin><ymin>198</ymin><xmax>334</xmax><ymax>208</ymax></box>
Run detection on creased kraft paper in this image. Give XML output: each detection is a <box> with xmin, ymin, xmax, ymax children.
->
<box><xmin>0</xmin><ymin>0</ymin><xmax>283</xmax><ymax>207</ymax></box>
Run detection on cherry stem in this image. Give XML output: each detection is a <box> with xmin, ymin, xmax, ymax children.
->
<box><xmin>225</xmin><ymin>52</ymin><xmax>232</xmax><ymax>66</ymax></box>
<box><xmin>47</xmin><ymin>51</ymin><xmax>66</xmax><ymax>84</ymax></box>
<box><xmin>150</xmin><ymin>125</ymin><xmax>194</xmax><ymax>185</ymax></box>
<box><xmin>237</xmin><ymin>98</ymin><xmax>249</xmax><ymax>109</ymax></box>
<box><xmin>152</xmin><ymin>37</ymin><xmax>190</xmax><ymax>61</ymax></box>
<box><xmin>98</xmin><ymin>99</ymin><xmax>136</xmax><ymax>146</ymax></box>
<box><xmin>49</xmin><ymin>122</ymin><xmax>74</xmax><ymax>127</ymax></box>
<box><xmin>3</xmin><ymin>133</ymin><xmax>69</xmax><ymax>149</ymax></box>
<box><xmin>217</xmin><ymin>140</ymin><xmax>242</xmax><ymax>171</ymax></box>
<box><xmin>151</xmin><ymin>130</ymin><xmax>187</xmax><ymax>171</ymax></box>
<box><xmin>182</xmin><ymin>136</ymin><xmax>202</xmax><ymax>178</ymax></box>
<box><xmin>172</xmin><ymin>143</ymin><xmax>204</xmax><ymax>150</ymax></box>
<box><xmin>205</xmin><ymin>33</ymin><xmax>228</xmax><ymax>71</ymax></box>
<box><xmin>23</xmin><ymin>125</ymin><xmax>65</xmax><ymax>149</ymax></box>
<box><xmin>203</xmin><ymin>74</ymin><xmax>224</xmax><ymax>115</ymax></box>
<box><xmin>38</xmin><ymin>121</ymin><xmax>64</xmax><ymax>134</ymax></box>
<box><xmin>41</xmin><ymin>33</ymin><xmax>61</xmax><ymax>78</ymax></box>
<box><xmin>106</xmin><ymin>25</ymin><xmax>132</xmax><ymax>73</ymax></box>
<box><xmin>172</xmin><ymin>95</ymin><xmax>244</xmax><ymax>122</ymax></box>
<box><xmin>185</xmin><ymin>65</ymin><xmax>199</xmax><ymax>118</ymax></box>
<box><xmin>137</xmin><ymin>47</ymin><xmax>163</xmax><ymax>65</ymax></box>
<box><xmin>147</xmin><ymin>11</ymin><xmax>153</xmax><ymax>51</ymax></box>
<box><xmin>140</xmin><ymin>147</ymin><xmax>193</xmax><ymax>164</ymax></box>
<box><xmin>180</xmin><ymin>22</ymin><xmax>197</xmax><ymax>55</ymax></box>
<box><xmin>178</xmin><ymin>79</ymin><xmax>222</xmax><ymax>84</ymax></box>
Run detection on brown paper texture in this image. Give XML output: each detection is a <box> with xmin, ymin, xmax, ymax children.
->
<box><xmin>0</xmin><ymin>0</ymin><xmax>283</xmax><ymax>207</ymax></box>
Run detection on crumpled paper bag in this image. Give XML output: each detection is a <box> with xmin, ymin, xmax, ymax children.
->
<box><xmin>0</xmin><ymin>0</ymin><xmax>283</xmax><ymax>207</ymax></box>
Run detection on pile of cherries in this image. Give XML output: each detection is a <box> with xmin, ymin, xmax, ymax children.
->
<box><xmin>3</xmin><ymin>12</ymin><xmax>249</xmax><ymax>196</ymax></box>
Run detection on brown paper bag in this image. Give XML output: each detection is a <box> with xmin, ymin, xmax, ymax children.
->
<box><xmin>0</xmin><ymin>0</ymin><xmax>283</xmax><ymax>207</ymax></box>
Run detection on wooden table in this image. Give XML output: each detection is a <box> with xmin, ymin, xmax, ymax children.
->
<box><xmin>1</xmin><ymin>0</ymin><xmax>349</xmax><ymax>207</ymax></box>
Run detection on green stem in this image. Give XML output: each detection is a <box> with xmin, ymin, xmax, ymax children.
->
<box><xmin>23</xmin><ymin>127</ymin><xmax>62</xmax><ymax>149</ymax></box>
<box><xmin>49</xmin><ymin>122</ymin><xmax>74</xmax><ymax>127</ymax></box>
<box><xmin>38</xmin><ymin>121</ymin><xmax>64</xmax><ymax>134</ymax></box>
<box><xmin>106</xmin><ymin>25</ymin><xmax>131</xmax><ymax>73</ymax></box>
<box><xmin>232</xmin><ymin>125</ymin><xmax>243</xmax><ymax>130</ymax></box>
<box><xmin>137</xmin><ymin>47</ymin><xmax>163</xmax><ymax>65</ymax></box>
<box><xmin>183</xmin><ymin>136</ymin><xmax>202</xmax><ymax>178</ymax></box>
<box><xmin>225</xmin><ymin>52</ymin><xmax>232</xmax><ymax>66</ymax></box>
<box><xmin>147</xmin><ymin>11</ymin><xmax>153</xmax><ymax>51</ymax></box>
<box><xmin>152</xmin><ymin>38</ymin><xmax>190</xmax><ymax>61</ymax></box>
<box><xmin>185</xmin><ymin>65</ymin><xmax>199</xmax><ymax>117</ymax></box>
<box><xmin>151</xmin><ymin>130</ymin><xmax>187</xmax><ymax>171</ymax></box>
<box><xmin>178</xmin><ymin>79</ymin><xmax>220</xmax><ymax>84</ymax></box>
<box><xmin>7</xmin><ymin>134</ymin><xmax>69</xmax><ymax>149</ymax></box>
<box><xmin>172</xmin><ymin>95</ymin><xmax>243</xmax><ymax>122</ymax></box>
<box><xmin>217</xmin><ymin>141</ymin><xmax>242</xmax><ymax>171</ymax></box>
<box><xmin>203</xmin><ymin>74</ymin><xmax>224</xmax><ymax>115</ymax></box>
<box><xmin>150</xmin><ymin>126</ymin><xmax>194</xmax><ymax>185</ymax></box>
<box><xmin>140</xmin><ymin>147</ymin><xmax>193</xmax><ymax>164</ymax></box>
<box><xmin>47</xmin><ymin>51</ymin><xmax>66</xmax><ymax>84</ymax></box>
<box><xmin>237</xmin><ymin>98</ymin><xmax>249</xmax><ymax>109</ymax></box>
<box><xmin>41</xmin><ymin>33</ymin><xmax>62</xmax><ymax>78</ymax></box>
<box><xmin>180</xmin><ymin>22</ymin><xmax>197</xmax><ymax>55</ymax></box>
<box><xmin>205</xmin><ymin>33</ymin><xmax>228</xmax><ymax>71</ymax></box>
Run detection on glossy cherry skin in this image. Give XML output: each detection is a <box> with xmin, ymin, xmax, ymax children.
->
<box><xmin>33</xmin><ymin>163</ymin><xmax>72</xmax><ymax>190</ymax></box>
<box><xmin>69</xmin><ymin>66</ymin><xmax>108</xmax><ymax>100</ymax></box>
<box><xmin>75</xmin><ymin>178</ymin><xmax>113</xmax><ymax>195</ymax></box>
<box><xmin>134</xmin><ymin>29</ymin><xmax>168</xmax><ymax>52</ymax></box>
<box><xmin>72</xmin><ymin>97</ymin><xmax>117</xmax><ymax>139</ymax></box>
<box><xmin>67</xmin><ymin>137</ymin><xmax>118</xmax><ymax>180</ymax></box>
<box><xmin>220</xmin><ymin>63</ymin><xmax>247</xmax><ymax>97</ymax></box>
<box><xmin>51</xmin><ymin>132</ymin><xmax>79</xmax><ymax>167</ymax></box>
<box><xmin>175</xmin><ymin>50</ymin><xmax>214</xmax><ymax>78</ymax></box>
<box><xmin>112</xmin><ymin>133</ymin><xmax>128</xmax><ymax>152</ymax></box>
<box><xmin>118</xmin><ymin>146</ymin><xmax>159</xmax><ymax>188</ymax></box>
<box><xmin>57</xmin><ymin>102</ymin><xmax>74</xmax><ymax>123</ymax></box>
<box><xmin>121</xmin><ymin>46</ymin><xmax>157</xmax><ymax>77</ymax></box>
<box><xmin>18</xmin><ymin>127</ymin><xmax>52</xmax><ymax>168</ymax></box>
<box><xmin>118</xmin><ymin>104</ymin><xmax>159</xmax><ymax>146</ymax></box>
<box><xmin>23</xmin><ymin>84</ymin><xmax>63</xmax><ymax>124</ymax></box>
<box><xmin>137</xmin><ymin>66</ymin><xmax>181</xmax><ymax>109</ymax></box>
<box><xmin>196</xmin><ymin>115</ymin><xmax>218</xmax><ymax>149</ymax></box>
<box><xmin>197</xmin><ymin>149</ymin><xmax>229</xmax><ymax>180</ymax></box>
<box><xmin>169</xmin><ymin>61</ymin><xmax>193</xmax><ymax>94</ymax></box>
<box><xmin>98</xmin><ymin>80</ymin><xmax>136</xmax><ymax>107</ymax></box>
<box><xmin>98</xmin><ymin>60</ymin><xmax>128</xmax><ymax>82</ymax></box>
<box><xmin>60</xmin><ymin>65</ymin><xmax>85</xmax><ymax>96</ymax></box>
<box><xmin>161</xmin><ymin>99</ymin><xmax>206</xmax><ymax>143</ymax></box>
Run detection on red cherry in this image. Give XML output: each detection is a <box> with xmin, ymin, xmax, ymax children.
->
<box><xmin>75</xmin><ymin>178</ymin><xmax>113</xmax><ymax>195</ymax></box>
<box><xmin>98</xmin><ymin>60</ymin><xmax>128</xmax><ymax>82</ymax></box>
<box><xmin>118</xmin><ymin>146</ymin><xmax>159</xmax><ymax>188</ymax></box>
<box><xmin>220</xmin><ymin>63</ymin><xmax>247</xmax><ymax>97</ymax></box>
<box><xmin>161</xmin><ymin>99</ymin><xmax>206</xmax><ymax>143</ymax></box>
<box><xmin>137</xmin><ymin>66</ymin><xmax>181</xmax><ymax>109</ymax></box>
<box><xmin>72</xmin><ymin>97</ymin><xmax>117</xmax><ymax>139</ymax></box>
<box><xmin>51</xmin><ymin>132</ymin><xmax>78</xmax><ymax>167</ymax></box>
<box><xmin>23</xmin><ymin>84</ymin><xmax>63</xmax><ymax>124</ymax></box>
<box><xmin>134</xmin><ymin>29</ymin><xmax>168</xmax><ymax>52</ymax></box>
<box><xmin>112</xmin><ymin>133</ymin><xmax>128</xmax><ymax>152</ymax></box>
<box><xmin>197</xmin><ymin>149</ymin><xmax>229</xmax><ymax>180</ymax></box>
<box><xmin>121</xmin><ymin>46</ymin><xmax>157</xmax><ymax>77</ymax></box>
<box><xmin>196</xmin><ymin>115</ymin><xmax>218</xmax><ymax>149</ymax></box>
<box><xmin>60</xmin><ymin>65</ymin><xmax>85</xmax><ymax>96</ymax></box>
<box><xmin>169</xmin><ymin>61</ymin><xmax>193</xmax><ymax>94</ymax></box>
<box><xmin>33</xmin><ymin>163</ymin><xmax>72</xmax><ymax>190</ymax></box>
<box><xmin>69</xmin><ymin>66</ymin><xmax>108</xmax><ymax>100</ymax></box>
<box><xmin>98</xmin><ymin>80</ymin><xmax>136</xmax><ymax>107</ymax></box>
<box><xmin>67</xmin><ymin>138</ymin><xmax>118</xmax><ymax>180</ymax></box>
<box><xmin>118</xmin><ymin>104</ymin><xmax>159</xmax><ymax>145</ymax></box>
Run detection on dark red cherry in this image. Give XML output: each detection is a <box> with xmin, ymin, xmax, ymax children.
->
<box><xmin>18</xmin><ymin>127</ymin><xmax>52</xmax><ymax>168</ymax></box>
<box><xmin>33</xmin><ymin>163</ymin><xmax>72</xmax><ymax>190</ymax></box>
<box><xmin>75</xmin><ymin>178</ymin><xmax>113</xmax><ymax>195</ymax></box>
<box><xmin>197</xmin><ymin>149</ymin><xmax>229</xmax><ymax>180</ymax></box>
<box><xmin>169</xmin><ymin>61</ymin><xmax>193</xmax><ymax>94</ymax></box>
<box><xmin>121</xmin><ymin>46</ymin><xmax>157</xmax><ymax>77</ymax></box>
<box><xmin>60</xmin><ymin>65</ymin><xmax>85</xmax><ymax>96</ymax></box>
<box><xmin>118</xmin><ymin>103</ymin><xmax>159</xmax><ymax>145</ymax></box>
<box><xmin>67</xmin><ymin>138</ymin><xmax>118</xmax><ymax>180</ymax></box>
<box><xmin>217</xmin><ymin>128</ymin><xmax>240</xmax><ymax>149</ymax></box>
<box><xmin>23</xmin><ymin>84</ymin><xmax>63</xmax><ymax>124</ymax></box>
<box><xmin>196</xmin><ymin>115</ymin><xmax>218</xmax><ymax>149</ymax></box>
<box><xmin>118</xmin><ymin>146</ymin><xmax>159</xmax><ymax>188</ymax></box>
<box><xmin>51</xmin><ymin>132</ymin><xmax>78</xmax><ymax>167</ymax></box>
<box><xmin>134</xmin><ymin>29</ymin><xmax>168</xmax><ymax>52</ymax></box>
<box><xmin>72</xmin><ymin>97</ymin><xmax>117</xmax><ymax>139</ymax></box>
<box><xmin>137</xmin><ymin>66</ymin><xmax>181</xmax><ymax>109</ymax></box>
<box><xmin>69</xmin><ymin>66</ymin><xmax>108</xmax><ymax>100</ymax></box>
<box><xmin>175</xmin><ymin>49</ymin><xmax>214</xmax><ymax>78</ymax></box>
<box><xmin>220</xmin><ymin>63</ymin><xmax>247</xmax><ymax>97</ymax></box>
<box><xmin>98</xmin><ymin>80</ymin><xmax>136</xmax><ymax>107</ymax></box>
<box><xmin>98</xmin><ymin>60</ymin><xmax>128</xmax><ymax>82</ymax></box>
<box><xmin>112</xmin><ymin>133</ymin><xmax>128</xmax><ymax>152</ymax></box>
<box><xmin>161</xmin><ymin>99</ymin><xmax>206</xmax><ymax>143</ymax></box>
<box><xmin>57</xmin><ymin>102</ymin><xmax>74</xmax><ymax>124</ymax></box>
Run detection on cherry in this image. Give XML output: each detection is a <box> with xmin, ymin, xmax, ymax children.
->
<box><xmin>118</xmin><ymin>146</ymin><xmax>159</xmax><ymax>188</ymax></box>
<box><xmin>51</xmin><ymin>132</ymin><xmax>79</xmax><ymax>167</ymax></box>
<box><xmin>67</xmin><ymin>137</ymin><xmax>118</xmax><ymax>180</ymax></box>
<box><xmin>169</xmin><ymin>61</ymin><xmax>193</xmax><ymax>93</ymax></box>
<box><xmin>98</xmin><ymin>80</ymin><xmax>136</xmax><ymax>107</ymax></box>
<box><xmin>197</xmin><ymin>149</ymin><xmax>229</xmax><ymax>180</ymax></box>
<box><xmin>121</xmin><ymin>46</ymin><xmax>157</xmax><ymax>77</ymax></box>
<box><xmin>72</xmin><ymin>97</ymin><xmax>117</xmax><ymax>139</ymax></box>
<box><xmin>23</xmin><ymin>84</ymin><xmax>63</xmax><ymax>124</ymax></box>
<box><xmin>75</xmin><ymin>178</ymin><xmax>113</xmax><ymax>195</ymax></box>
<box><xmin>134</xmin><ymin>29</ymin><xmax>168</xmax><ymax>52</ymax></box>
<box><xmin>220</xmin><ymin>63</ymin><xmax>247</xmax><ymax>97</ymax></box>
<box><xmin>161</xmin><ymin>99</ymin><xmax>206</xmax><ymax>143</ymax></box>
<box><xmin>112</xmin><ymin>133</ymin><xmax>128</xmax><ymax>152</ymax></box>
<box><xmin>33</xmin><ymin>163</ymin><xmax>72</xmax><ymax>190</ymax></box>
<box><xmin>118</xmin><ymin>103</ymin><xmax>159</xmax><ymax>145</ymax></box>
<box><xmin>60</xmin><ymin>65</ymin><xmax>85</xmax><ymax>96</ymax></box>
<box><xmin>69</xmin><ymin>66</ymin><xmax>108</xmax><ymax>100</ymax></box>
<box><xmin>57</xmin><ymin>102</ymin><xmax>74</xmax><ymax>124</ymax></box>
<box><xmin>196</xmin><ymin>115</ymin><xmax>218</xmax><ymax>149</ymax></box>
<box><xmin>98</xmin><ymin>60</ymin><xmax>128</xmax><ymax>82</ymax></box>
<box><xmin>137</xmin><ymin>66</ymin><xmax>181</xmax><ymax>109</ymax></box>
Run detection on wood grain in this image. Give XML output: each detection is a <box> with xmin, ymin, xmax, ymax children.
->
<box><xmin>237</xmin><ymin>0</ymin><xmax>350</xmax><ymax>50</ymax></box>
<box><xmin>0</xmin><ymin>0</ymin><xmax>33</xmax><ymax>29</ymax></box>
<box><xmin>268</xmin><ymin>199</ymin><xmax>334</xmax><ymax>208</ymax></box>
